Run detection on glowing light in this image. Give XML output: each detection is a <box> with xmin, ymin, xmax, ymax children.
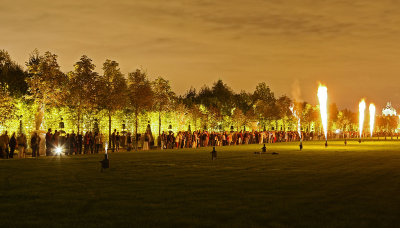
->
<box><xmin>289</xmin><ymin>104</ymin><xmax>301</xmax><ymax>140</ymax></box>
<box><xmin>369</xmin><ymin>103</ymin><xmax>375</xmax><ymax>137</ymax></box>
<box><xmin>55</xmin><ymin>147</ymin><xmax>62</xmax><ymax>155</ymax></box>
<box><xmin>335</xmin><ymin>129</ymin><xmax>340</xmax><ymax>134</ymax></box>
<box><xmin>359</xmin><ymin>99</ymin><xmax>366</xmax><ymax>138</ymax></box>
<box><xmin>317</xmin><ymin>85</ymin><xmax>328</xmax><ymax>140</ymax></box>
<box><xmin>105</xmin><ymin>142</ymin><xmax>108</xmax><ymax>154</ymax></box>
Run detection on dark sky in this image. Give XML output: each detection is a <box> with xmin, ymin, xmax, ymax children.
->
<box><xmin>2</xmin><ymin>0</ymin><xmax>400</xmax><ymax>111</ymax></box>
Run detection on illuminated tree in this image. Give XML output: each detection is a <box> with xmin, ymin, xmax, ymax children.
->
<box><xmin>254</xmin><ymin>100</ymin><xmax>276</xmax><ymax>130</ymax></box>
<box><xmin>233</xmin><ymin>91</ymin><xmax>253</xmax><ymax>114</ymax></box>
<box><xmin>97</xmin><ymin>60</ymin><xmax>127</xmax><ymax>141</ymax></box>
<box><xmin>275</xmin><ymin>95</ymin><xmax>292</xmax><ymax>131</ymax></box>
<box><xmin>128</xmin><ymin>69</ymin><xmax>154</xmax><ymax>150</ymax></box>
<box><xmin>0</xmin><ymin>84</ymin><xmax>14</xmax><ymax>128</ymax></box>
<box><xmin>26</xmin><ymin>50</ymin><xmax>67</xmax><ymax>130</ymax></box>
<box><xmin>0</xmin><ymin>50</ymin><xmax>28</xmax><ymax>97</ymax></box>
<box><xmin>188</xmin><ymin>104</ymin><xmax>203</xmax><ymax>131</ymax></box>
<box><xmin>231</xmin><ymin>108</ymin><xmax>246</xmax><ymax>131</ymax></box>
<box><xmin>337</xmin><ymin>109</ymin><xmax>355</xmax><ymax>132</ymax></box>
<box><xmin>377</xmin><ymin>115</ymin><xmax>398</xmax><ymax>134</ymax></box>
<box><xmin>152</xmin><ymin>77</ymin><xmax>175</xmax><ymax>143</ymax></box>
<box><xmin>66</xmin><ymin>55</ymin><xmax>99</xmax><ymax>134</ymax></box>
<box><xmin>210</xmin><ymin>80</ymin><xmax>234</xmax><ymax>116</ymax></box>
<box><xmin>298</xmin><ymin>102</ymin><xmax>318</xmax><ymax>132</ymax></box>
<box><xmin>253</xmin><ymin>82</ymin><xmax>277</xmax><ymax>129</ymax></box>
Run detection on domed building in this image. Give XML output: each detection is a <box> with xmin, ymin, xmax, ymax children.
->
<box><xmin>382</xmin><ymin>102</ymin><xmax>397</xmax><ymax>116</ymax></box>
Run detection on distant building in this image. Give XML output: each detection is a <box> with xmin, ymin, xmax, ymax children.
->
<box><xmin>382</xmin><ymin>102</ymin><xmax>397</xmax><ymax>116</ymax></box>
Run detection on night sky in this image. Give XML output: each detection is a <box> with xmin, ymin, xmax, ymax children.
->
<box><xmin>2</xmin><ymin>0</ymin><xmax>400</xmax><ymax>110</ymax></box>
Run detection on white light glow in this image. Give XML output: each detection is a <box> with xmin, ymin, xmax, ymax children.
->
<box><xmin>369</xmin><ymin>103</ymin><xmax>375</xmax><ymax>137</ymax></box>
<box><xmin>359</xmin><ymin>99</ymin><xmax>366</xmax><ymax>138</ymax></box>
<box><xmin>317</xmin><ymin>85</ymin><xmax>328</xmax><ymax>140</ymax></box>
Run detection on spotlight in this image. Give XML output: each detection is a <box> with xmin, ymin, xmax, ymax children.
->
<box><xmin>211</xmin><ymin>147</ymin><xmax>217</xmax><ymax>160</ymax></box>
<box><xmin>55</xmin><ymin>147</ymin><xmax>63</xmax><ymax>155</ymax></box>
<box><xmin>101</xmin><ymin>153</ymin><xmax>109</xmax><ymax>171</ymax></box>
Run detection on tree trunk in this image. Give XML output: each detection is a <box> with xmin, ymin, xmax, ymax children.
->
<box><xmin>109</xmin><ymin>110</ymin><xmax>112</xmax><ymax>147</ymax></box>
<box><xmin>158</xmin><ymin>111</ymin><xmax>161</xmax><ymax>148</ymax></box>
<box><xmin>135</xmin><ymin>110</ymin><xmax>138</xmax><ymax>151</ymax></box>
<box><xmin>283</xmin><ymin>119</ymin><xmax>286</xmax><ymax>132</ymax></box>
<box><xmin>77</xmin><ymin>108</ymin><xmax>81</xmax><ymax>134</ymax></box>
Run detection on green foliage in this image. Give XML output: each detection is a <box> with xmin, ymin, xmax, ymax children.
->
<box><xmin>0</xmin><ymin>84</ymin><xmax>15</xmax><ymax>129</ymax></box>
<box><xmin>66</xmin><ymin>55</ymin><xmax>99</xmax><ymax>133</ymax></box>
<box><xmin>0</xmin><ymin>48</ymin><xmax>391</xmax><ymax>137</ymax></box>
<box><xmin>25</xmin><ymin>49</ymin><xmax>67</xmax><ymax>107</ymax></box>
<box><xmin>97</xmin><ymin>59</ymin><xmax>127</xmax><ymax>112</ymax></box>
<box><xmin>0</xmin><ymin>50</ymin><xmax>28</xmax><ymax>97</ymax></box>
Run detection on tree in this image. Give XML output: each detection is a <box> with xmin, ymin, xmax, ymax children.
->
<box><xmin>211</xmin><ymin>79</ymin><xmax>234</xmax><ymax>116</ymax></box>
<box><xmin>128</xmin><ymin>69</ymin><xmax>154</xmax><ymax>150</ymax></box>
<box><xmin>276</xmin><ymin>95</ymin><xmax>292</xmax><ymax>131</ymax></box>
<box><xmin>26</xmin><ymin>50</ymin><xmax>67</xmax><ymax>130</ymax></box>
<box><xmin>298</xmin><ymin>102</ymin><xmax>318</xmax><ymax>132</ymax></box>
<box><xmin>231</xmin><ymin>108</ymin><xmax>246</xmax><ymax>131</ymax></box>
<box><xmin>0</xmin><ymin>50</ymin><xmax>28</xmax><ymax>97</ymax></box>
<box><xmin>0</xmin><ymin>84</ymin><xmax>14</xmax><ymax>128</ymax></box>
<box><xmin>252</xmin><ymin>82</ymin><xmax>275</xmax><ymax>104</ymax></box>
<box><xmin>152</xmin><ymin>77</ymin><xmax>175</xmax><ymax>145</ymax></box>
<box><xmin>337</xmin><ymin>109</ymin><xmax>355</xmax><ymax>132</ymax></box>
<box><xmin>234</xmin><ymin>91</ymin><xmax>253</xmax><ymax>114</ymax></box>
<box><xmin>97</xmin><ymin>59</ymin><xmax>127</xmax><ymax>142</ymax></box>
<box><xmin>253</xmin><ymin>82</ymin><xmax>277</xmax><ymax>129</ymax></box>
<box><xmin>188</xmin><ymin>104</ymin><xmax>203</xmax><ymax>131</ymax></box>
<box><xmin>181</xmin><ymin>87</ymin><xmax>197</xmax><ymax>108</ymax></box>
<box><xmin>67</xmin><ymin>55</ymin><xmax>99</xmax><ymax>134</ymax></box>
<box><xmin>329</xmin><ymin>103</ymin><xmax>339</xmax><ymax>129</ymax></box>
<box><xmin>377</xmin><ymin>115</ymin><xmax>398</xmax><ymax>134</ymax></box>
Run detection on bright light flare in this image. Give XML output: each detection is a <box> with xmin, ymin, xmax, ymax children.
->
<box><xmin>359</xmin><ymin>99</ymin><xmax>366</xmax><ymax>138</ymax></box>
<box><xmin>55</xmin><ymin>147</ymin><xmax>62</xmax><ymax>155</ymax></box>
<box><xmin>369</xmin><ymin>103</ymin><xmax>375</xmax><ymax>137</ymax></box>
<box><xmin>289</xmin><ymin>104</ymin><xmax>302</xmax><ymax>140</ymax></box>
<box><xmin>105</xmin><ymin>142</ymin><xmax>108</xmax><ymax>154</ymax></box>
<box><xmin>317</xmin><ymin>85</ymin><xmax>328</xmax><ymax>140</ymax></box>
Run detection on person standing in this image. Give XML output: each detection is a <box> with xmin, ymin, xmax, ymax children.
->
<box><xmin>65</xmin><ymin>133</ymin><xmax>71</xmax><ymax>155</ymax></box>
<box><xmin>77</xmin><ymin>133</ymin><xmax>83</xmax><ymax>154</ymax></box>
<box><xmin>31</xmin><ymin>132</ymin><xmax>40</xmax><ymax>157</ymax></box>
<box><xmin>83</xmin><ymin>132</ymin><xmax>89</xmax><ymax>154</ymax></box>
<box><xmin>17</xmin><ymin>133</ymin><xmax>27</xmax><ymax>158</ymax></box>
<box><xmin>70</xmin><ymin>131</ymin><xmax>76</xmax><ymax>155</ymax></box>
<box><xmin>9</xmin><ymin>133</ymin><xmax>17</xmax><ymax>158</ymax></box>
<box><xmin>126</xmin><ymin>132</ymin><xmax>132</xmax><ymax>152</ymax></box>
<box><xmin>111</xmin><ymin>129</ymin><xmax>116</xmax><ymax>152</ymax></box>
<box><xmin>89</xmin><ymin>132</ymin><xmax>94</xmax><ymax>154</ymax></box>
<box><xmin>115</xmin><ymin>132</ymin><xmax>120</xmax><ymax>152</ymax></box>
<box><xmin>95</xmin><ymin>133</ymin><xmax>101</xmax><ymax>154</ymax></box>
<box><xmin>45</xmin><ymin>128</ymin><xmax>52</xmax><ymax>156</ymax></box>
<box><xmin>0</xmin><ymin>131</ymin><xmax>7</xmax><ymax>158</ymax></box>
<box><xmin>143</xmin><ymin>133</ymin><xmax>150</xmax><ymax>150</ymax></box>
<box><xmin>3</xmin><ymin>131</ymin><xmax>10</xmax><ymax>158</ymax></box>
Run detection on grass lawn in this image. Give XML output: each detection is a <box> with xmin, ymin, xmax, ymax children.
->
<box><xmin>1</xmin><ymin>140</ymin><xmax>400</xmax><ymax>227</ymax></box>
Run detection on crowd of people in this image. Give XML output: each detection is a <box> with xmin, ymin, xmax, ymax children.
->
<box><xmin>0</xmin><ymin>128</ymin><xmax>399</xmax><ymax>158</ymax></box>
<box><xmin>159</xmin><ymin>130</ymin><xmax>305</xmax><ymax>149</ymax></box>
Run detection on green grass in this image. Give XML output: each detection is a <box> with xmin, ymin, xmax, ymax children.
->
<box><xmin>2</xmin><ymin>140</ymin><xmax>400</xmax><ymax>227</ymax></box>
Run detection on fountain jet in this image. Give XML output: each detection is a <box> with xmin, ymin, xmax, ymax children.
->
<box><xmin>369</xmin><ymin>103</ymin><xmax>375</xmax><ymax>138</ymax></box>
<box><xmin>317</xmin><ymin>85</ymin><xmax>328</xmax><ymax>145</ymax></box>
<box><xmin>359</xmin><ymin>99</ymin><xmax>366</xmax><ymax>142</ymax></box>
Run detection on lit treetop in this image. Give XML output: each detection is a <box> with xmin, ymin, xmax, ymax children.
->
<box><xmin>26</xmin><ymin>50</ymin><xmax>66</xmax><ymax>108</ymax></box>
<box><xmin>0</xmin><ymin>84</ymin><xmax>14</xmax><ymax>128</ymax></box>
